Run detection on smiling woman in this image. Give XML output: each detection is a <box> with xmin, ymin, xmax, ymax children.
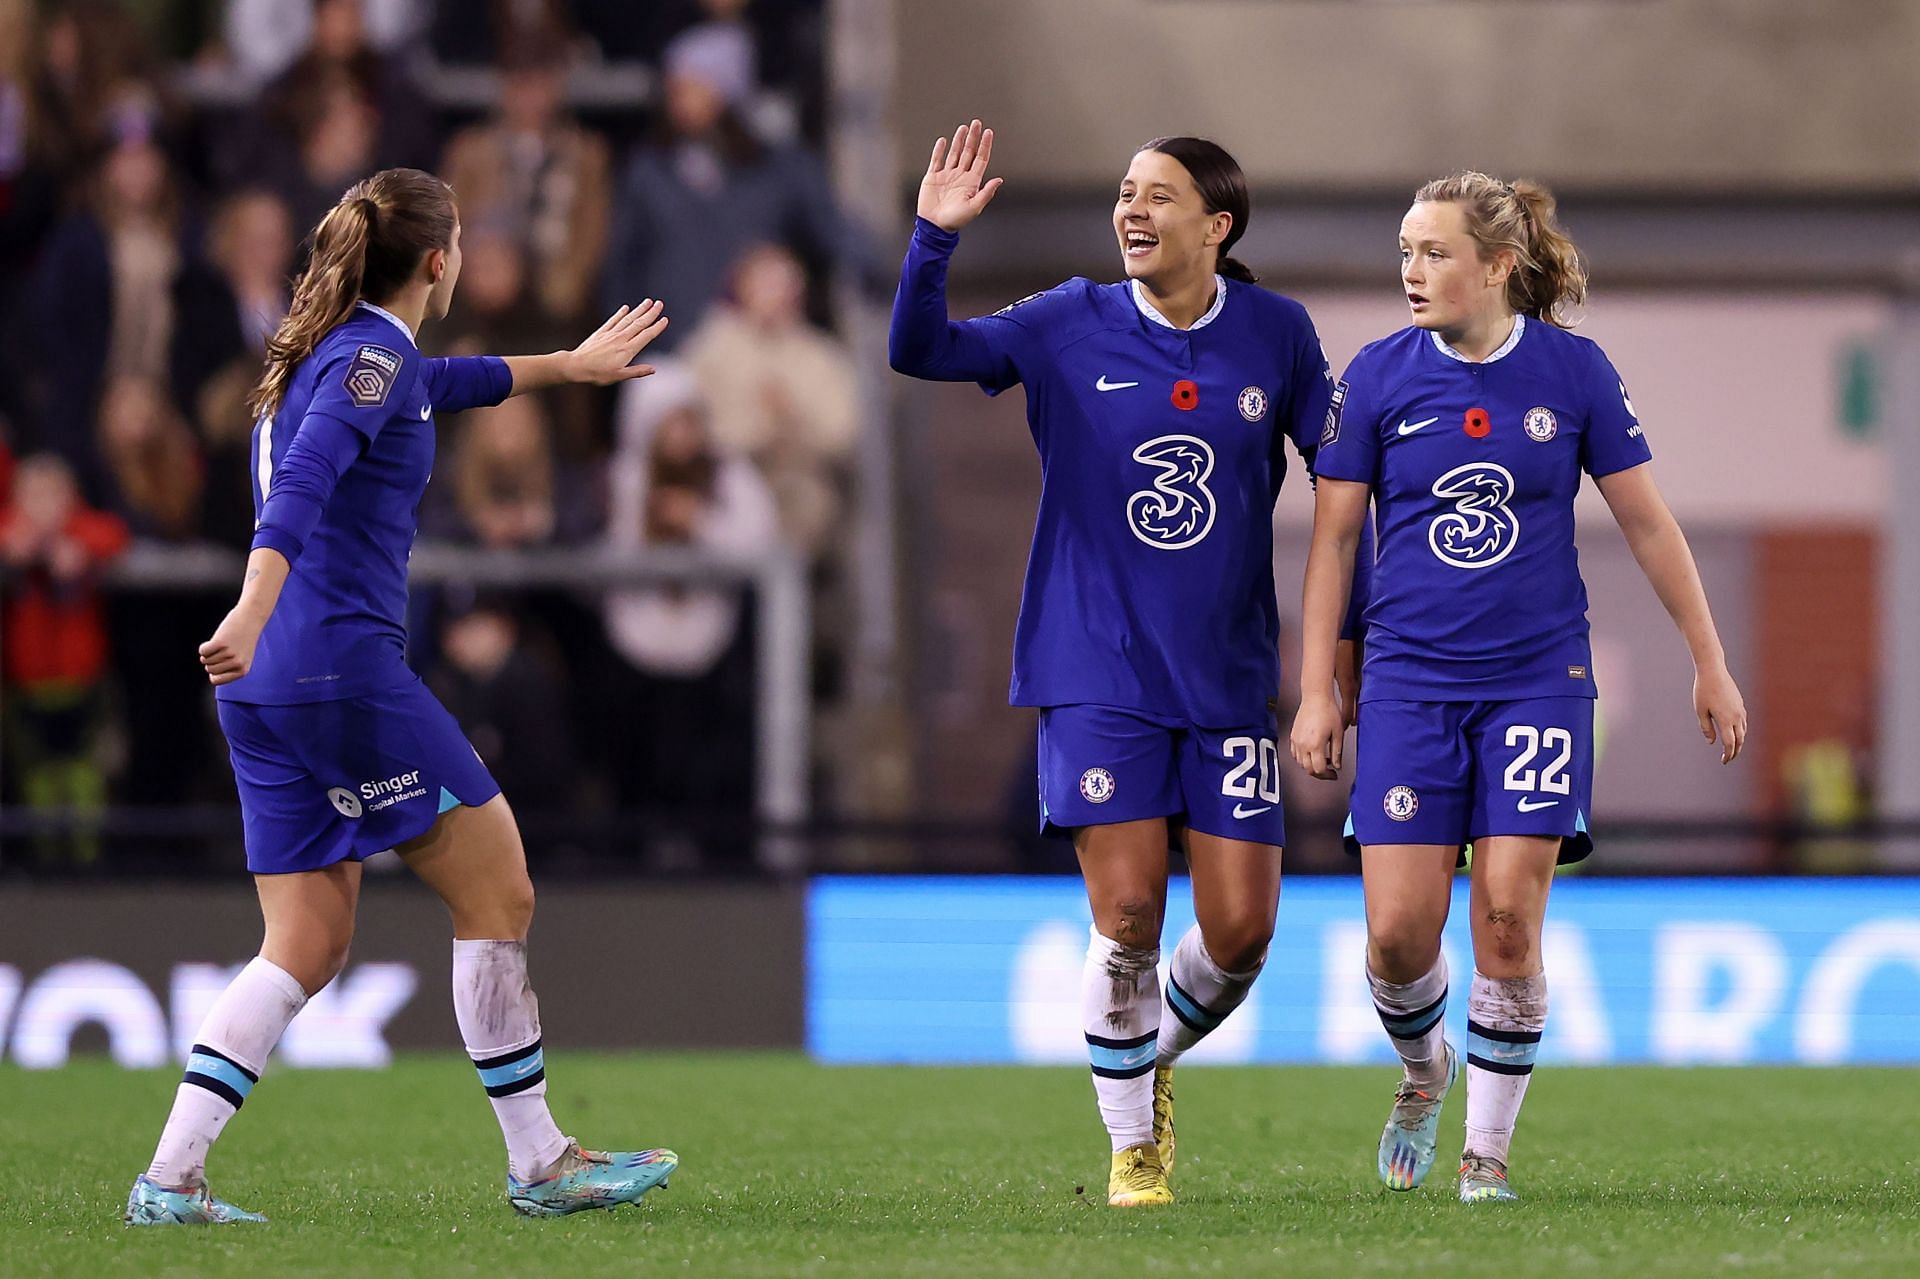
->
<box><xmin>888</xmin><ymin>118</ymin><xmax>1370</xmax><ymax>1208</ymax></box>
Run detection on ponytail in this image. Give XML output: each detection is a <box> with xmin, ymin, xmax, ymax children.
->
<box><xmin>249</xmin><ymin>168</ymin><xmax>458</xmax><ymax>419</ymax></box>
<box><xmin>1218</xmin><ymin>255</ymin><xmax>1259</xmax><ymax>285</ymax></box>
<box><xmin>251</xmin><ymin>198</ymin><xmax>373</xmax><ymax>419</ymax></box>
<box><xmin>1413</xmin><ymin>171</ymin><xmax>1588</xmax><ymax>328</ymax></box>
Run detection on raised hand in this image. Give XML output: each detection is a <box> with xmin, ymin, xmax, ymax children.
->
<box><xmin>917</xmin><ymin>119</ymin><xmax>1003</xmax><ymax>233</ymax></box>
<box><xmin>569</xmin><ymin>299</ymin><xmax>670</xmax><ymax>385</ymax></box>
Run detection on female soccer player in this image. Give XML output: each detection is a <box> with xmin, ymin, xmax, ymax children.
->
<box><xmin>891</xmin><ymin>121</ymin><xmax>1364</xmax><ymax>1206</ymax></box>
<box><xmin>125</xmin><ymin>168</ymin><xmax>679</xmax><ymax>1225</ymax></box>
<box><xmin>1290</xmin><ymin>172</ymin><xmax>1747</xmax><ymax>1204</ymax></box>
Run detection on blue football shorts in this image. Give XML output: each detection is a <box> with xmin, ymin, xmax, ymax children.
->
<box><xmin>1345</xmin><ymin>696</ymin><xmax>1595</xmax><ymax>864</ymax></box>
<box><xmin>218</xmin><ymin>676</ymin><xmax>501</xmax><ymax>874</ymax></box>
<box><xmin>1037</xmin><ymin>704</ymin><xmax>1287</xmax><ymax>846</ymax></box>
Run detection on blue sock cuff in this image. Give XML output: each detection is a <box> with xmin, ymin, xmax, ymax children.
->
<box><xmin>473</xmin><ymin>1038</ymin><xmax>546</xmax><ymax>1096</ymax></box>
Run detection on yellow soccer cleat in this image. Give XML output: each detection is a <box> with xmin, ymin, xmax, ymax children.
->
<box><xmin>1151</xmin><ymin>1063</ymin><xmax>1177</xmax><ymax>1175</ymax></box>
<box><xmin>1107</xmin><ymin>1142</ymin><xmax>1174</xmax><ymax>1207</ymax></box>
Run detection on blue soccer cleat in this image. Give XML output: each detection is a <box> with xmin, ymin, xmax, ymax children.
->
<box><xmin>124</xmin><ymin>1175</ymin><xmax>268</xmax><ymax>1226</ymax></box>
<box><xmin>1459</xmin><ymin>1153</ymin><xmax>1520</xmax><ymax>1203</ymax></box>
<box><xmin>1377</xmin><ymin>1042</ymin><xmax>1458</xmax><ymax>1191</ymax></box>
<box><xmin>507</xmin><ymin>1140</ymin><xmax>678</xmax><ymax>1217</ymax></box>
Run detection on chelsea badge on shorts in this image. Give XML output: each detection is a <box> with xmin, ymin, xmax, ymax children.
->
<box><xmin>1383</xmin><ymin>785</ymin><xmax>1419</xmax><ymax>821</ymax></box>
<box><xmin>1080</xmin><ymin>768</ymin><xmax>1116</xmax><ymax>804</ymax></box>
<box><xmin>1524</xmin><ymin>406</ymin><xmax>1558</xmax><ymax>442</ymax></box>
<box><xmin>1238</xmin><ymin>386</ymin><xmax>1268</xmax><ymax>422</ymax></box>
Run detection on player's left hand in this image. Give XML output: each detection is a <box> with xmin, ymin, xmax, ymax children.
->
<box><xmin>1694</xmin><ymin>662</ymin><xmax>1747</xmax><ymax>764</ymax></box>
<box><xmin>570</xmin><ymin>300</ymin><xmax>670</xmax><ymax>384</ymax></box>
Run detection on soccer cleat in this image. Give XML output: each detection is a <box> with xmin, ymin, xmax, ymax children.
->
<box><xmin>1106</xmin><ymin>1142</ymin><xmax>1173</xmax><ymax>1207</ymax></box>
<box><xmin>1151</xmin><ymin>1062</ymin><xmax>1176</xmax><ymax>1174</ymax></box>
<box><xmin>123</xmin><ymin>1175</ymin><xmax>267</xmax><ymax>1226</ymax></box>
<box><xmin>1458</xmin><ymin>1153</ymin><xmax>1520</xmax><ymax>1203</ymax></box>
<box><xmin>507</xmin><ymin>1140</ymin><xmax>678</xmax><ymax>1217</ymax></box>
<box><xmin>1377</xmin><ymin>1043</ymin><xmax>1458</xmax><ymax>1191</ymax></box>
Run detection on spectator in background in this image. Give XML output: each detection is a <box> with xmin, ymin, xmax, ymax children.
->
<box><xmin>194</xmin><ymin>188</ymin><xmax>297</xmax><ymax>546</ymax></box>
<box><xmin>685</xmin><ymin>242</ymin><xmax>858</xmax><ymax>558</ymax></box>
<box><xmin>96</xmin><ymin>375</ymin><xmax>205</xmax><ymax>541</ymax></box>
<box><xmin>440</xmin><ymin>37</ymin><xmax>611</xmax><ymax>326</ymax></box>
<box><xmin>441</xmin><ymin>395</ymin><xmax>559</xmax><ymax>549</ymax></box>
<box><xmin>263</xmin><ymin>76</ymin><xmax>381</xmax><ymax>233</ymax></box>
<box><xmin>599</xmin><ymin>365</ymin><xmax>776</xmax><ymax>845</ymax></box>
<box><xmin>0</xmin><ymin>453</ymin><xmax>130</xmax><ymax>865</ymax></box>
<box><xmin>262</xmin><ymin>0</ymin><xmax>434</xmax><ymax>173</ymax></box>
<box><xmin>0</xmin><ymin>0</ymin><xmax>62</xmax><ymax>439</ymax></box>
<box><xmin>30</xmin><ymin>101</ymin><xmax>241</xmax><ymax>500</ymax></box>
<box><xmin>426</xmin><ymin>588</ymin><xmax>579</xmax><ymax>819</ymax></box>
<box><xmin>208</xmin><ymin>188</ymin><xmax>296</xmax><ymax>355</ymax></box>
<box><xmin>601</xmin><ymin>22</ymin><xmax>870</xmax><ymax>347</ymax></box>
<box><xmin>35</xmin><ymin>0</ymin><xmax>159</xmax><ymax>165</ymax></box>
<box><xmin>226</xmin><ymin>0</ymin><xmax>431</xmax><ymax>86</ymax></box>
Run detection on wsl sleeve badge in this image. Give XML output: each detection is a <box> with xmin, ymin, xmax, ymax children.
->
<box><xmin>1320</xmin><ymin>380</ymin><xmax>1348</xmax><ymax>447</ymax></box>
<box><xmin>344</xmin><ymin>344</ymin><xmax>403</xmax><ymax>408</ymax></box>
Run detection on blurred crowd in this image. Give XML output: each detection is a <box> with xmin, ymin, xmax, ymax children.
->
<box><xmin>0</xmin><ymin>0</ymin><xmax>872</xmax><ymax>867</ymax></box>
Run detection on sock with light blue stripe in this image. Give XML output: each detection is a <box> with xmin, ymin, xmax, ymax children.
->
<box><xmin>1157</xmin><ymin>925</ymin><xmax>1264</xmax><ymax>1064</ymax></box>
<box><xmin>1369</xmin><ymin>953</ymin><xmax>1450</xmax><ymax>1090</ymax></box>
<box><xmin>145</xmin><ymin>956</ymin><xmax>307</xmax><ymax>1187</ymax></box>
<box><xmin>1464</xmin><ymin>971</ymin><xmax>1547</xmax><ymax>1165</ymax></box>
<box><xmin>452</xmin><ymin>939</ymin><xmax>570</xmax><ymax>1181</ymax></box>
<box><xmin>1082</xmin><ymin>926</ymin><xmax>1160</xmax><ymax>1152</ymax></box>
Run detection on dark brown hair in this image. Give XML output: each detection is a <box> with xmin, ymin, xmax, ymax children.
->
<box><xmin>1139</xmin><ymin>136</ymin><xmax>1256</xmax><ymax>283</ymax></box>
<box><xmin>249</xmin><ymin>167</ymin><xmax>457</xmax><ymax>418</ymax></box>
<box><xmin>1413</xmin><ymin>171</ymin><xmax>1588</xmax><ymax>328</ymax></box>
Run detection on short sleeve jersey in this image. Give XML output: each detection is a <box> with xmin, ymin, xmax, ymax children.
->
<box><xmin>220</xmin><ymin>303</ymin><xmax>509</xmax><ymax>704</ymax></box>
<box><xmin>1311</xmin><ymin>316</ymin><xmax>1651</xmax><ymax>702</ymax></box>
<box><xmin>939</xmin><ymin>270</ymin><xmax>1332</xmax><ymax>724</ymax></box>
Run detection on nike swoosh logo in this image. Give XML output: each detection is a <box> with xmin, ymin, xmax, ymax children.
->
<box><xmin>1118</xmin><ymin>1047</ymin><xmax>1153</xmax><ymax>1067</ymax></box>
<box><xmin>1396</xmin><ymin>416</ymin><xmax>1439</xmax><ymax>436</ymax></box>
<box><xmin>1516</xmin><ymin>797</ymin><xmax>1560</xmax><ymax>812</ymax></box>
<box><xmin>1096</xmin><ymin>375</ymin><xmax>1140</xmax><ymax>391</ymax></box>
<box><xmin>1232</xmin><ymin>803</ymin><xmax>1273</xmax><ymax>819</ymax></box>
<box><xmin>514</xmin><ymin>1059</ymin><xmax>539</xmax><ymax>1076</ymax></box>
<box><xmin>419</xmin><ymin>404</ymin><xmax>432</xmax><ymax>420</ymax></box>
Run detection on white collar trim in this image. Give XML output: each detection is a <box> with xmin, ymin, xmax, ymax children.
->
<box><xmin>356</xmin><ymin>300</ymin><xmax>416</xmax><ymax>340</ymax></box>
<box><xmin>1132</xmin><ymin>276</ymin><xmax>1227</xmax><ymax>332</ymax></box>
<box><xmin>1430</xmin><ymin>314</ymin><xmax>1526</xmax><ymax>365</ymax></box>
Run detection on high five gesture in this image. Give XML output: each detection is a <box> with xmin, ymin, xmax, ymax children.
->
<box><xmin>918</xmin><ymin>119</ymin><xmax>1003</xmax><ymax>232</ymax></box>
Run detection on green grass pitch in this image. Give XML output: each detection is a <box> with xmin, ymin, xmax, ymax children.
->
<box><xmin>2</xmin><ymin>1054</ymin><xmax>1912</xmax><ymax>1277</ymax></box>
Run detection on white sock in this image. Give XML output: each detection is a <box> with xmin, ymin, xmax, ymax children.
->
<box><xmin>452</xmin><ymin>939</ymin><xmax>570</xmax><ymax>1182</ymax></box>
<box><xmin>1081</xmin><ymin>925</ymin><xmax>1160</xmax><ymax>1153</ymax></box>
<box><xmin>1464</xmin><ymin>970</ymin><xmax>1547</xmax><ymax>1165</ymax></box>
<box><xmin>145</xmin><ymin>956</ymin><xmax>308</xmax><ymax>1187</ymax></box>
<box><xmin>1157</xmin><ymin>925</ymin><xmax>1264</xmax><ymax>1065</ymax></box>
<box><xmin>1368</xmin><ymin>953</ymin><xmax>1451</xmax><ymax>1090</ymax></box>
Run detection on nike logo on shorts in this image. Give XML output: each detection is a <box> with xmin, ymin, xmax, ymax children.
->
<box><xmin>1233</xmin><ymin>803</ymin><xmax>1273</xmax><ymax>819</ymax></box>
<box><xmin>1396</xmin><ymin>416</ymin><xmax>1439</xmax><ymax>436</ymax></box>
<box><xmin>1516</xmin><ymin>797</ymin><xmax>1560</xmax><ymax>812</ymax></box>
<box><xmin>1096</xmin><ymin>375</ymin><xmax>1140</xmax><ymax>391</ymax></box>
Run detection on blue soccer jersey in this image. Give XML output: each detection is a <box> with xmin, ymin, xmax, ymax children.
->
<box><xmin>1312</xmin><ymin>316</ymin><xmax>1651</xmax><ymax>703</ymax></box>
<box><xmin>890</xmin><ymin>218</ymin><xmax>1364</xmax><ymax>728</ymax></box>
<box><xmin>220</xmin><ymin>302</ymin><xmax>511</xmax><ymax>705</ymax></box>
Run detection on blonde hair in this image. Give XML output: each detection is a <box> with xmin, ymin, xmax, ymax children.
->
<box><xmin>250</xmin><ymin>168</ymin><xmax>456</xmax><ymax>419</ymax></box>
<box><xmin>1414</xmin><ymin>171</ymin><xmax>1587</xmax><ymax>328</ymax></box>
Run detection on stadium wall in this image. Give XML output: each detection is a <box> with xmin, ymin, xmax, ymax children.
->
<box><xmin>809</xmin><ymin>876</ymin><xmax>1920</xmax><ymax>1066</ymax></box>
<box><xmin>895</xmin><ymin>0</ymin><xmax>1920</xmax><ymax>193</ymax></box>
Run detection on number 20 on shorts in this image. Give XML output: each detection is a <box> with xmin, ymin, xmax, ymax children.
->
<box><xmin>1222</xmin><ymin>736</ymin><xmax>1282</xmax><ymax>803</ymax></box>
